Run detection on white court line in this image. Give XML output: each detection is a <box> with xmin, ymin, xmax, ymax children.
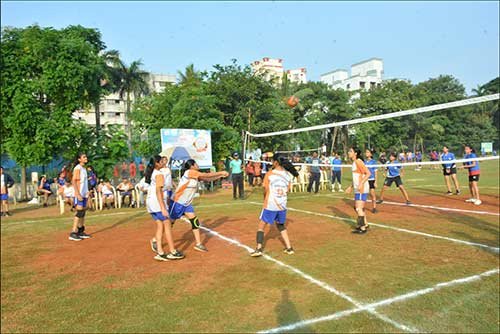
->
<box><xmin>247</xmin><ymin>202</ymin><xmax>500</xmax><ymax>254</ymax></box>
<box><xmin>192</xmin><ymin>222</ymin><xmax>419</xmax><ymax>333</ymax></box>
<box><xmin>258</xmin><ymin>268</ymin><xmax>500</xmax><ymax>333</ymax></box>
<box><xmin>1</xmin><ymin>211</ymin><xmax>131</xmax><ymax>227</ymax></box>
<box><xmin>383</xmin><ymin>200</ymin><xmax>499</xmax><ymax>216</ymax></box>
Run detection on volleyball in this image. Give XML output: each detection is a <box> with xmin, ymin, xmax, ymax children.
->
<box><xmin>286</xmin><ymin>95</ymin><xmax>299</xmax><ymax>108</ymax></box>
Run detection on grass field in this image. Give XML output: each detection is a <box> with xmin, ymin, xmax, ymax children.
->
<box><xmin>1</xmin><ymin>161</ymin><xmax>499</xmax><ymax>333</ymax></box>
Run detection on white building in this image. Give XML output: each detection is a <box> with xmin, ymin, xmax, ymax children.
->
<box><xmin>73</xmin><ymin>73</ymin><xmax>176</xmax><ymax>127</ymax></box>
<box><xmin>320</xmin><ymin>58</ymin><xmax>384</xmax><ymax>91</ymax></box>
<box><xmin>251</xmin><ymin>57</ymin><xmax>284</xmax><ymax>84</ymax></box>
<box><xmin>286</xmin><ymin>68</ymin><xmax>307</xmax><ymax>84</ymax></box>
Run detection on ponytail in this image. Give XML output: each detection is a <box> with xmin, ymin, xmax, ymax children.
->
<box><xmin>181</xmin><ymin>159</ymin><xmax>197</xmax><ymax>176</ymax></box>
<box><xmin>274</xmin><ymin>154</ymin><xmax>299</xmax><ymax>177</ymax></box>
<box><xmin>350</xmin><ymin>147</ymin><xmax>363</xmax><ymax>162</ymax></box>
<box><xmin>145</xmin><ymin>155</ymin><xmax>161</xmax><ymax>185</ymax></box>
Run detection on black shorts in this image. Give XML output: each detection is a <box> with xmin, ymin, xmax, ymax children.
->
<box><xmin>368</xmin><ymin>180</ymin><xmax>376</xmax><ymax>189</ymax></box>
<box><xmin>384</xmin><ymin>176</ymin><xmax>403</xmax><ymax>187</ymax></box>
<box><xmin>469</xmin><ymin>174</ymin><xmax>480</xmax><ymax>182</ymax></box>
<box><xmin>442</xmin><ymin>167</ymin><xmax>457</xmax><ymax>176</ymax></box>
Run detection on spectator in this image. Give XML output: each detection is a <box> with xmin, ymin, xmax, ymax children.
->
<box><xmin>379</xmin><ymin>152</ymin><xmax>387</xmax><ymax>165</ymax></box>
<box><xmin>129</xmin><ymin>161</ymin><xmax>137</xmax><ymax>182</ymax></box>
<box><xmin>116</xmin><ymin>177</ymin><xmax>134</xmax><ymax>207</ymax></box>
<box><xmin>0</xmin><ymin>166</ymin><xmax>15</xmax><ymax>216</ymax></box>
<box><xmin>229</xmin><ymin>152</ymin><xmax>244</xmax><ymax>199</ymax></box>
<box><xmin>37</xmin><ymin>175</ymin><xmax>53</xmax><ymax>207</ymax></box>
<box><xmin>139</xmin><ymin>161</ymin><xmax>146</xmax><ymax>178</ymax></box>
<box><xmin>101</xmin><ymin>180</ymin><xmax>115</xmax><ymax>209</ymax></box>
<box><xmin>307</xmin><ymin>152</ymin><xmax>321</xmax><ymax>194</ymax></box>
<box><xmin>59</xmin><ymin>179</ymin><xmax>75</xmax><ymax>212</ymax></box>
<box><xmin>87</xmin><ymin>166</ymin><xmax>98</xmax><ymax>211</ymax></box>
<box><xmin>330</xmin><ymin>152</ymin><xmax>343</xmax><ymax>192</ymax></box>
<box><xmin>253</xmin><ymin>161</ymin><xmax>262</xmax><ymax>186</ymax></box>
<box><xmin>121</xmin><ymin>162</ymin><xmax>128</xmax><ymax>179</ymax></box>
<box><xmin>245</xmin><ymin>158</ymin><xmax>255</xmax><ymax>187</ymax></box>
<box><xmin>113</xmin><ymin>165</ymin><xmax>120</xmax><ymax>184</ymax></box>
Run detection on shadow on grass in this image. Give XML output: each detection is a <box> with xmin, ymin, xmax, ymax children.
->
<box><xmin>90</xmin><ymin>211</ymin><xmax>145</xmax><ymax>235</ymax></box>
<box><xmin>327</xmin><ymin>199</ymin><xmax>357</xmax><ymax>229</ymax></box>
<box><xmin>275</xmin><ymin>289</ymin><xmax>315</xmax><ymax>333</ymax></box>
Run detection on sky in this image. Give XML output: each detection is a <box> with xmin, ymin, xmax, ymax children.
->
<box><xmin>2</xmin><ymin>1</ymin><xmax>499</xmax><ymax>94</ymax></box>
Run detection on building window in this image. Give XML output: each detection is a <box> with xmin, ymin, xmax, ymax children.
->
<box><xmin>100</xmin><ymin>112</ymin><xmax>105</xmax><ymax>117</ymax></box>
<box><xmin>347</xmin><ymin>84</ymin><xmax>351</xmax><ymax>89</ymax></box>
<box><xmin>159</xmin><ymin>82</ymin><xmax>167</xmax><ymax>87</ymax></box>
<box><xmin>360</xmin><ymin>81</ymin><xmax>365</xmax><ymax>89</ymax></box>
<box><xmin>115</xmin><ymin>112</ymin><xmax>121</xmax><ymax>117</ymax></box>
<box><xmin>370</xmin><ymin>82</ymin><xmax>376</xmax><ymax>89</ymax></box>
<box><xmin>114</xmin><ymin>100</ymin><xmax>120</xmax><ymax>104</ymax></box>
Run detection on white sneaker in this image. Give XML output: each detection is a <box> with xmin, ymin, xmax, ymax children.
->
<box><xmin>338</xmin><ymin>188</ymin><xmax>344</xmax><ymax>192</ymax></box>
<box><xmin>465</xmin><ymin>198</ymin><xmax>475</xmax><ymax>203</ymax></box>
<box><xmin>331</xmin><ymin>189</ymin><xmax>336</xmax><ymax>192</ymax></box>
<box><xmin>474</xmin><ymin>199</ymin><xmax>482</xmax><ymax>205</ymax></box>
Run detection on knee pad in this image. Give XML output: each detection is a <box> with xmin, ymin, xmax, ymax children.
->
<box><xmin>75</xmin><ymin>210</ymin><xmax>85</xmax><ymax>218</ymax></box>
<box><xmin>256</xmin><ymin>230</ymin><xmax>264</xmax><ymax>244</ymax></box>
<box><xmin>189</xmin><ymin>216</ymin><xmax>200</xmax><ymax>230</ymax></box>
<box><xmin>276</xmin><ymin>223</ymin><xmax>286</xmax><ymax>232</ymax></box>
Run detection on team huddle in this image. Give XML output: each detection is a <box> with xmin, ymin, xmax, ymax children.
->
<box><xmin>65</xmin><ymin>144</ymin><xmax>482</xmax><ymax>261</ymax></box>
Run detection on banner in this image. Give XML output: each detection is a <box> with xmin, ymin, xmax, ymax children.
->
<box><xmin>160</xmin><ymin>129</ymin><xmax>212</xmax><ymax>170</ymax></box>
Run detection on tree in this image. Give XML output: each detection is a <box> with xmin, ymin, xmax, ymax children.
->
<box><xmin>1</xmin><ymin>25</ymin><xmax>105</xmax><ymax>199</ymax></box>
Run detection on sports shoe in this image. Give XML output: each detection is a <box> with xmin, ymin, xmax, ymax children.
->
<box><xmin>331</xmin><ymin>189</ymin><xmax>336</xmax><ymax>192</ymax></box>
<box><xmin>446</xmin><ymin>191</ymin><xmax>453</xmax><ymax>196</ymax></box>
<box><xmin>166</xmin><ymin>250</ymin><xmax>185</xmax><ymax>260</ymax></box>
<box><xmin>465</xmin><ymin>198</ymin><xmax>476</xmax><ymax>203</ymax></box>
<box><xmin>77</xmin><ymin>226</ymin><xmax>91</xmax><ymax>239</ymax></box>
<box><xmin>250</xmin><ymin>248</ymin><xmax>263</xmax><ymax>257</ymax></box>
<box><xmin>68</xmin><ymin>232</ymin><xmax>82</xmax><ymax>241</ymax></box>
<box><xmin>474</xmin><ymin>199</ymin><xmax>482</xmax><ymax>206</ymax></box>
<box><xmin>352</xmin><ymin>227</ymin><xmax>368</xmax><ymax>234</ymax></box>
<box><xmin>283</xmin><ymin>247</ymin><xmax>295</xmax><ymax>255</ymax></box>
<box><xmin>338</xmin><ymin>188</ymin><xmax>344</xmax><ymax>192</ymax></box>
<box><xmin>456</xmin><ymin>190</ymin><xmax>461</xmax><ymax>195</ymax></box>
<box><xmin>154</xmin><ymin>253</ymin><xmax>169</xmax><ymax>261</ymax></box>
<box><xmin>376</xmin><ymin>200</ymin><xmax>384</xmax><ymax>204</ymax></box>
<box><xmin>150</xmin><ymin>239</ymin><xmax>158</xmax><ymax>253</ymax></box>
<box><xmin>5</xmin><ymin>212</ymin><xmax>12</xmax><ymax>217</ymax></box>
<box><xmin>194</xmin><ymin>244</ymin><xmax>208</xmax><ymax>252</ymax></box>
<box><xmin>406</xmin><ymin>201</ymin><xmax>412</xmax><ymax>205</ymax></box>
<box><xmin>371</xmin><ymin>208</ymin><xmax>378</xmax><ymax>214</ymax></box>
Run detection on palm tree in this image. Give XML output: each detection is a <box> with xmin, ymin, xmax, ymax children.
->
<box><xmin>107</xmin><ymin>57</ymin><xmax>150</xmax><ymax>157</ymax></box>
<box><xmin>471</xmin><ymin>84</ymin><xmax>486</xmax><ymax>97</ymax></box>
<box><xmin>177</xmin><ymin>64</ymin><xmax>202</xmax><ymax>86</ymax></box>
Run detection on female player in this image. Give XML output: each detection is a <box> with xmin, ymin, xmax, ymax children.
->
<box><xmin>345</xmin><ymin>148</ymin><xmax>371</xmax><ymax>234</ymax></box>
<box><xmin>441</xmin><ymin>145</ymin><xmax>460</xmax><ymax>195</ymax></box>
<box><xmin>145</xmin><ymin>155</ymin><xmax>184</xmax><ymax>261</ymax></box>
<box><xmin>364</xmin><ymin>149</ymin><xmax>378</xmax><ymax>213</ymax></box>
<box><xmin>462</xmin><ymin>145</ymin><xmax>481</xmax><ymax>205</ymax></box>
<box><xmin>376</xmin><ymin>152</ymin><xmax>412</xmax><ymax>205</ymax></box>
<box><xmin>69</xmin><ymin>153</ymin><xmax>92</xmax><ymax>241</ymax></box>
<box><xmin>168</xmin><ymin>159</ymin><xmax>229</xmax><ymax>252</ymax></box>
<box><xmin>250</xmin><ymin>154</ymin><xmax>299</xmax><ymax>257</ymax></box>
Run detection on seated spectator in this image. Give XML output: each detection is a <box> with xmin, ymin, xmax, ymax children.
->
<box><xmin>101</xmin><ymin>180</ymin><xmax>115</xmax><ymax>209</ymax></box>
<box><xmin>116</xmin><ymin>177</ymin><xmax>134</xmax><ymax>207</ymax></box>
<box><xmin>58</xmin><ymin>179</ymin><xmax>75</xmax><ymax>211</ymax></box>
<box><xmin>37</xmin><ymin>175</ymin><xmax>53</xmax><ymax>207</ymax></box>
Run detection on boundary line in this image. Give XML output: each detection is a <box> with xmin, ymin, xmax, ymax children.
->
<box><xmin>258</xmin><ymin>268</ymin><xmax>499</xmax><ymax>333</ymax></box>
<box><xmin>247</xmin><ymin>202</ymin><xmax>500</xmax><ymax>254</ymax></box>
<box><xmin>193</xmin><ymin>222</ymin><xmax>420</xmax><ymax>333</ymax></box>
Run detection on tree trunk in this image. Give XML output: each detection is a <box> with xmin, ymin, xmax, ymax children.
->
<box><xmin>342</xmin><ymin>126</ymin><xmax>349</xmax><ymax>160</ymax></box>
<box><xmin>331</xmin><ymin>126</ymin><xmax>339</xmax><ymax>154</ymax></box>
<box><xmin>95</xmin><ymin>101</ymin><xmax>101</xmax><ymax>135</ymax></box>
<box><xmin>21</xmin><ymin>166</ymin><xmax>27</xmax><ymax>201</ymax></box>
<box><xmin>126</xmin><ymin>91</ymin><xmax>132</xmax><ymax>158</ymax></box>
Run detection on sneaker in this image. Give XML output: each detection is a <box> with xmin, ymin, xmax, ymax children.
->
<box><xmin>465</xmin><ymin>198</ymin><xmax>476</xmax><ymax>203</ymax></box>
<box><xmin>43</xmin><ymin>203</ymin><xmax>48</xmax><ymax>207</ymax></box>
<box><xmin>474</xmin><ymin>199</ymin><xmax>482</xmax><ymax>206</ymax></box>
<box><xmin>446</xmin><ymin>191</ymin><xmax>453</xmax><ymax>196</ymax></box>
<box><xmin>371</xmin><ymin>208</ymin><xmax>378</xmax><ymax>214</ymax></box>
<box><xmin>331</xmin><ymin>189</ymin><xmax>336</xmax><ymax>192</ymax></box>
<box><xmin>250</xmin><ymin>248</ymin><xmax>263</xmax><ymax>257</ymax></box>
<box><xmin>376</xmin><ymin>200</ymin><xmax>384</xmax><ymax>204</ymax></box>
<box><xmin>166</xmin><ymin>250</ymin><xmax>185</xmax><ymax>260</ymax></box>
<box><xmin>68</xmin><ymin>232</ymin><xmax>82</xmax><ymax>241</ymax></box>
<box><xmin>456</xmin><ymin>190</ymin><xmax>461</xmax><ymax>195</ymax></box>
<box><xmin>77</xmin><ymin>226</ymin><xmax>91</xmax><ymax>239</ymax></box>
<box><xmin>5</xmin><ymin>212</ymin><xmax>12</xmax><ymax>217</ymax></box>
<box><xmin>406</xmin><ymin>201</ymin><xmax>412</xmax><ymax>205</ymax></box>
<box><xmin>338</xmin><ymin>188</ymin><xmax>344</xmax><ymax>192</ymax></box>
<box><xmin>154</xmin><ymin>253</ymin><xmax>169</xmax><ymax>262</ymax></box>
<box><xmin>352</xmin><ymin>228</ymin><xmax>368</xmax><ymax>234</ymax></box>
<box><xmin>194</xmin><ymin>244</ymin><xmax>208</xmax><ymax>252</ymax></box>
<box><xmin>283</xmin><ymin>247</ymin><xmax>295</xmax><ymax>255</ymax></box>
<box><xmin>150</xmin><ymin>239</ymin><xmax>158</xmax><ymax>253</ymax></box>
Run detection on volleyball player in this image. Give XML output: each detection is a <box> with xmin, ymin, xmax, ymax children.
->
<box><xmin>441</xmin><ymin>145</ymin><xmax>461</xmax><ymax>195</ymax></box>
<box><xmin>364</xmin><ymin>149</ymin><xmax>378</xmax><ymax>213</ymax></box>
<box><xmin>168</xmin><ymin>159</ymin><xmax>228</xmax><ymax>253</ymax></box>
<box><xmin>376</xmin><ymin>152</ymin><xmax>412</xmax><ymax>205</ymax></box>
<box><xmin>462</xmin><ymin>145</ymin><xmax>481</xmax><ymax>205</ymax></box>
<box><xmin>69</xmin><ymin>153</ymin><xmax>92</xmax><ymax>241</ymax></box>
<box><xmin>145</xmin><ymin>155</ymin><xmax>184</xmax><ymax>261</ymax></box>
<box><xmin>250</xmin><ymin>154</ymin><xmax>299</xmax><ymax>257</ymax></box>
<box><xmin>345</xmin><ymin>148</ymin><xmax>370</xmax><ymax>234</ymax></box>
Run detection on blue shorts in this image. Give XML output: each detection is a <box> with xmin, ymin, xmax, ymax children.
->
<box><xmin>168</xmin><ymin>202</ymin><xmax>195</xmax><ymax>220</ymax></box>
<box><xmin>0</xmin><ymin>193</ymin><xmax>8</xmax><ymax>201</ymax></box>
<box><xmin>260</xmin><ymin>209</ymin><xmax>287</xmax><ymax>225</ymax></box>
<box><xmin>150</xmin><ymin>212</ymin><xmax>168</xmax><ymax>221</ymax></box>
<box><xmin>74</xmin><ymin>197</ymin><xmax>88</xmax><ymax>208</ymax></box>
<box><xmin>354</xmin><ymin>193</ymin><xmax>368</xmax><ymax>201</ymax></box>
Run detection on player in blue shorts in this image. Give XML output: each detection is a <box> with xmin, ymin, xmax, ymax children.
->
<box><xmin>441</xmin><ymin>145</ymin><xmax>460</xmax><ymax>195</ymax></box>
<box><xmin>69</xmin><ymin>153</ymin><xmax>92</xmax><ymax>241</ymax></box>
<box><xmin>346</xmin><ymin>148</ymin><xmax>371</xmax><ymax>234</ymax></box>
<box><xmin>376</xmin><ymin>152</ymin><xmax>411</xmax><ymax>205</ymax></box>
<box><xmin>250</xmin><ymin>155</ymin><xmax>299</xmax><ymax>257</ymax></box>
<box><xmin>365</xmin><ymin>149</ymin><xmax>378</xmax><ymax>213</ymax></box>
<box><xmin>461</xmin><ymin>145</ymin><xmax>482</xmax><ymax>205</ymax></box>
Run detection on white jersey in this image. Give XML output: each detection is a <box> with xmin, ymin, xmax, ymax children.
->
<box><xmin>173</xmin><ymin>170</ymin><xmax>200</xmax><ymax>206</ymax></box>
<box><xmin>73</xmin><ymin>164</ymin><xmax>89</xmax><ymax>198</ymax></box>
<box><xmin>352</xmin><ymin>159</ymin><xmax>369</xmax><ymax>194</ymax></box>
<box><xmin>160</xmin><ymin>167</ymin><xmax>172</xmax><ymax>190</ymax></box>
<box><xmin>102</xmin><ymin>184</ymin><xmax>113</xmax><ymax>196</ymax></box>
<box><xmin>63</xmin><ymin>185</ymin><xmax>74</xmax><ymax>197</ymax></box>
<box><xmin>263</xmin><ymin>169</ymin><xmax>292</xmax><ymax>211</ymax></box>
<box><xmin>146</xmin><ymin>169</ymin><xmax>163</xmax><ymax>213</ymax></box>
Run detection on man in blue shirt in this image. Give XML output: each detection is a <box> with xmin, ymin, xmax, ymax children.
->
<box><xmin>229</xmin><ymin>152</ymin><xmax>244</xmax><ymax>199</ymax></box>
<box><xmin>440</xmin><ymin>145</ymin><xmax>461</xmax><ymax>195</ymax></box>
<box><xmin>376</xmin><ymin>152</ymin><xmax>411</xmax><ymax>205</ymax></box>
<box><xmin>307</xmin><ymin>152</ymin><xmax>321</xmax><ymax>194</ymax></box>
<box><xmin>330</xmin><ymin>153</ymin><xmax>343</xmax><ymax>192</ymax></box>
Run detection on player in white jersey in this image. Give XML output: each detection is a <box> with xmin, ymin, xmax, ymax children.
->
<box><xmin>250</xmin><ymin>154</ymin><xmax>299</xmax><ymax>257</ymax></box>
<box><xmin>159</xmin><ymin>151</ymin><xmax>175</xmax><ymax>209</ymax></box>
<box><xmin>168</xmin><ymin>159</ymin><xmax>228</xmax><ymax>253</ymax></box>
<box><xmin>345</xmin><ymin>147</ymin><xmax>371</xmax><ymax>234</ymax></box>
<box><xmin>146</xmin><ymin>155</ymin><xmax>184</xmax><ymax>261</ymax></box>
<box><xmin>69</xmin><ymin>153</ymin><xmax>92</xmax><ymax>241</ymax></box>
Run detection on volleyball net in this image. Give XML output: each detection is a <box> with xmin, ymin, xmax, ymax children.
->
<box><xmin>243</xmin><ymin>93</ymin><xmax>500</xmax><ymax>171</ymax></box>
